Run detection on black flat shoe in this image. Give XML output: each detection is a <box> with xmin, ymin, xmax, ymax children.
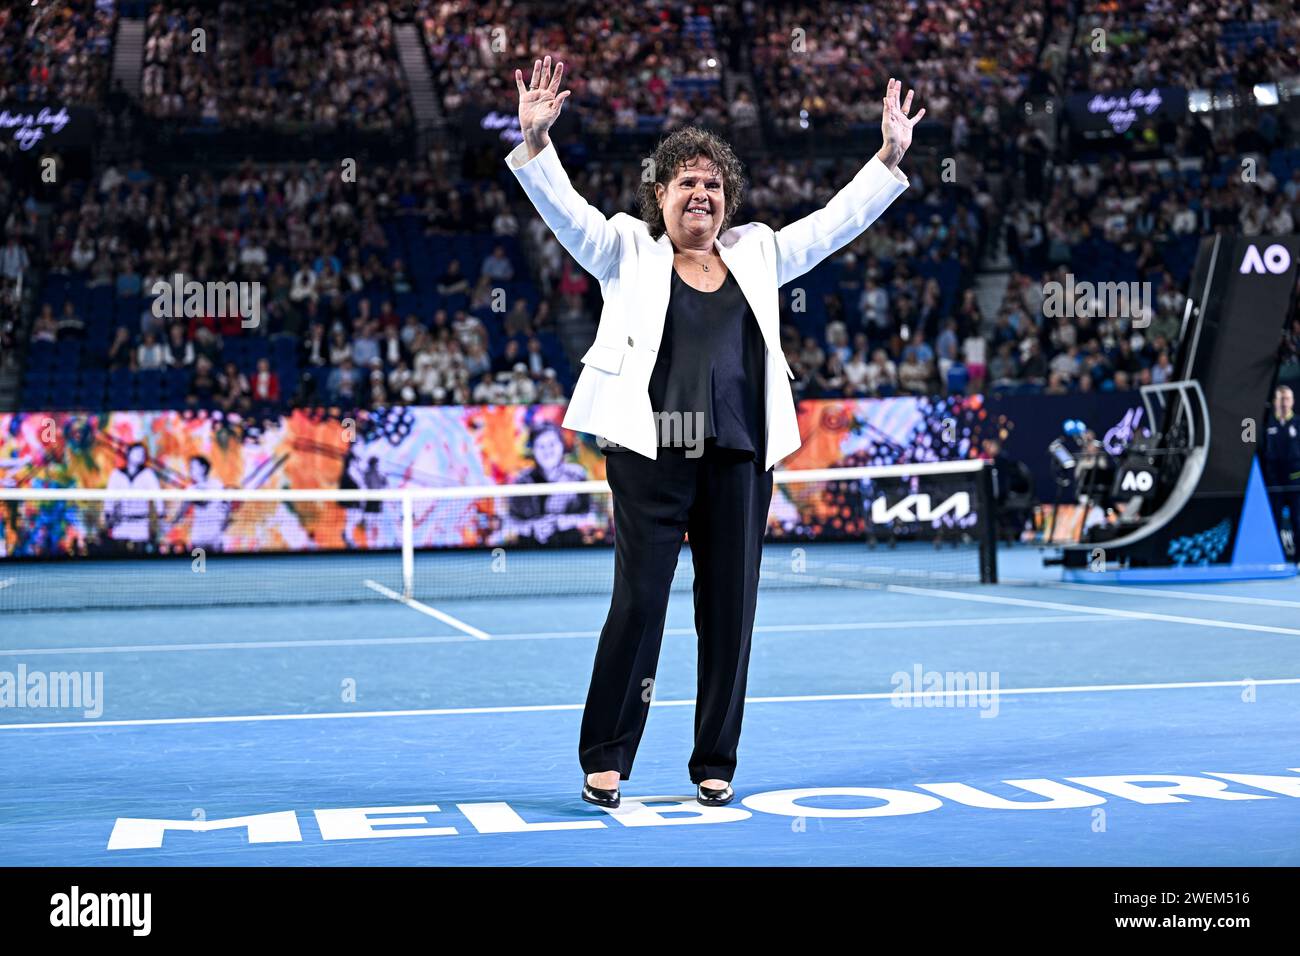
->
<box><xmin>582</xmin><ymin>775</ymin><xmax>620</xmax><ymax>808</ymax></box>
<box><xmin>697</xmin><ymin>781</ymin><xmax>734</xmax><ymax>806</ymax></box>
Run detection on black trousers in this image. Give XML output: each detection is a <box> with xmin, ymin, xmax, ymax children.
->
<box><xmin>580</xmin><ymin>441</ymin><xmax>773</xmax><ymax>784</ymax></box>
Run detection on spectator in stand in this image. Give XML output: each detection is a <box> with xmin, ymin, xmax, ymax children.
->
<box><xmin>962</xmin><ymin>326</ymin><xmax>987</xmax><ymax>390</ymax></box>
<box><xmin>494</xmin><ymin>339</ymin><xmax>524</xmax><ymax>376</ymax></box>
<box><xmin>464</xmin><ymin>339</ymin><xmax>492</xmax><ymax>380</ymax></box>
<box><xmin>1049</xmin><ymin>344</ymin><xmax>1080</xmax><ymax>383</ymax></box>
<box><xmin>1151</xmin><ymin>351</ymin><xmax>1174</xmax><ymax>385</ymax></box>
<box><xmin>351</xmin><ymin>317</ymin><xmax>380</xmax><ymax>368</ymax></box>
<box><xmin>1020</xmin><ymin>338</ymin><xmax>1048</xmax><ymax>385</ymax></box>
<box><xmin>825</xmin><ymin>321</ymin><xmax>852</xmax><ymax>365</ymax></box>
<box><xmin>187</xmin><ymin>356</ymin><xmax>218</xmax><ymax>406</ymax></box>
<box><xmin>32</xmin><ymin>307</ymin><xmax>59</xmax><ymax>345</ymax></box>
<box><xmin>505</xmin><ymin>363</ymin><xmax>537</xmax><ymax>404</ymax></box>
<box><xmin>56</xmin><ymin>302</ymin><xmax>86</xmax><ymax>341</ymax></box>
<box><xmin>935</xmin><ymin>319</ymin><xmax>959</xmax><ymax>383</ymax></box>
<box><xmin>989</xmin><ymin>342</ymin><xmax>1019</xmax><ymax>389</ymax></box>
<box><xmin>901</xmin><ymin>331</ymin><xmax>934</xmax><ymax>369</ymax></box>
<box><xmin>328</xmin><ymin>357</ymin><xmax>361</xmax><ymax>405</ymax></box>
<box><xmin>163</xmin><ymin>324</ymin><xmax>194</xmax><ymax>368</ymax></box>
<box><xmin>536</xmin><ymin>234</ymin><xmax>563</xmax><ymax>291</ymax></box>
<box><xmin>378</xmin><ymin>325</ymin><xmax>403</xmax><ymax>367</ymax></box>
<box><xmin>115</xmin><ymin>256</ymin><xmax>142</xmax><ymax>298</ymax></box>
<box><xmin>0</xmin><ymin>237</ymin><xmax>29</xmax><ymax>282</ymax></box>
<box><xmin>481</xmin><ymin>245</ymin><xmax>515</xmax><ymax>283</ymax></box>
<box><xmin>390</xmin><ymin>259</ymin><xmax>413</xmax><ymax>295</ymax></box>
<box><xmin>328</xmin><ymin>326</ymin><xmax>353</xmax><ymax>366</ymax></box>
<box><xmin>469</xmin><ymin>275</ymin><xmax>495</xmax><ymax>312</ymax></box>
<box><xmin>815</xmin><ymin>353</ymin><xmax>848</xmax><ymax>397</ymax></box>
<box><xmin>105</xmin><ymin>326</ymin><xmax>132</xmax><ymax>370</ymax></box>
<box><xmin>532</xmin><ymin>300</ymin><xmax>554</xmax><ymax>334</ymax></box>
<box><xmin>866</xmin><ymin>348</ymin><xmax>898</xmax><ymax>395</ymax></box>
<box><xmin>897</xmin><ymin>350</ymin><xmax>932</xmax><ymax>395</ymax></box>
<box><xmin>492</xmin><ymin>206</ymin><xmax>519</xmax><ymax>236</ymax></box>
<box><xmin>399</xmin><ymin>314</ymin><xmax>426</xmax><ymax>351</ymax></box>
<box><xmin>301</xmin><ymin>321</ymin><xmax>329</xmax><ymax>368</ymax></box>
<box><xmin>217</xmin><ymin>361</ymin><xmax>250</xmax><ymax>410</ymax></box>
<box><xmin>504</xmin><ymin>299</ymin><xmax>532</xmax><ymax>338</ymax></box>
<box><xmin>388</xmin><ymin>359</ymin><xmax>415</xmax><ymax>402</ymax></box>
<box><xmin>524</xmin><ymin>337</ymin><xmax>548</xmax><ymax>377</ymax></box>
<box><xmin>557</xmin><ymin>257</ymin><xmax>588</xmax><ymax>299</ymax></box>
<box><xmin>437</xmin><ymin>260</ymin><xmax>470</xmax><ymax>299</ymax></box>
<box><xmin>452</xmin><ymin>310</ymin><xmax>486</xmax><ymax>351</ymax></box>
<box><xmin>844</xmin><ymin>345</ymin><xmax>871</xmax><ymax>396</ymax></box>
<box><xmin>137</xmin><ymin>331</ymin><xmax>166</xmax><ymax>370</ymax></box>
<box><xmin>538</xmin><ymin>368</ymin><xmax>566</xmax><ymax>404</ymax></box>
<box><xmin>368</xmin><ymin>368</ymin><xmax>389</xmax><ymax>406</ymax></box>
<box><xmin>251</xmin><ymin>358</ymin><xmax>280</xmax><ymax>404</ymax></box>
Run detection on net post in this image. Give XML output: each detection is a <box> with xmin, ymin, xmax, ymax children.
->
<box><xmin>978</xmin><ymin>461</ymin><xmax>999</xmax><ymax>584</ymax></box>
<box><xmin>401</xmin><ymin>491</ymin><xmax>414</xmax><ymax>600</ymax></box>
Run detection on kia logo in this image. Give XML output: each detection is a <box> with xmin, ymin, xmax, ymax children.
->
<box><xmin>871</xmin><ymin>492</ymin><xmax>971</xmax><ymax>524</ymax></box>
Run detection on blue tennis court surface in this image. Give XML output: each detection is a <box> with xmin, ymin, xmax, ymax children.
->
<box><xmin>2</xmin><ymin>546</ymin><xmax>1299</xmax><ymax>866</ymax></box>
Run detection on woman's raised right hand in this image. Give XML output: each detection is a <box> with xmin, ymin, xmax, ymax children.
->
<box><xmin>515</xmin><ymin>55</ymin><xmax>570</xmax><ymax>157</ymax></box>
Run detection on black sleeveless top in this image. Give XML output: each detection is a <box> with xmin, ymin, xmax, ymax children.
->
<box><xmin>605</xmin><ymin>267</ymin><xmax>766</xmax><ymax>461</ymax></box>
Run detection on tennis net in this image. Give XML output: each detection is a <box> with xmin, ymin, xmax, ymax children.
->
<box><xmin>0</xmin><ymin>460</ymin><xmax>996</xmax><ymax>612</ymax></box>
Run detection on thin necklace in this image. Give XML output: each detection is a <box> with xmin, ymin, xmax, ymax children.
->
<box><xmin>676</xmin><ymin>250</ymin><xmax>715</xmax><ymax>272</ymax></box>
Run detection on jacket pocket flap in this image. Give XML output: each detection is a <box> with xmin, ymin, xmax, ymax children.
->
<box><xmin>581</xmin><ymin>343</ymin><xmax>626</xmax><ymax>374</ymax></box>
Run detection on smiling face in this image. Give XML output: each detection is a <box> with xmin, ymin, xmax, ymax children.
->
<box><xmin>533</xmin><ymin>428</ymin><xmax>564</xmax><ymax>470</ymax></box>
<box><xmin>656</xmin><ymin>155</ymin><xmax>725</xmax><ymax>249</ymax></box>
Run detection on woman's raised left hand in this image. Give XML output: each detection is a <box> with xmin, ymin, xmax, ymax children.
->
<box><xmin>876</xmin><ymin>78</ymin><xmax>925</xmax><ymax>170</ymax></box>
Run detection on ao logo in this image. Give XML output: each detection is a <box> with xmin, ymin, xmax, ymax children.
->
<box><xmin>1121</xmin><ymin>470</ymin><xmax>1154</xmax><ymax>492</ymax></box>
<box><xmin>1239</xmin><ymin>243</ymin><xmax>1291</xmax><ymax>275</ymax></box>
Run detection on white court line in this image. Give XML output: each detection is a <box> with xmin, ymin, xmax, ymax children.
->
<box><xmin>1036</xmin><ymin>580</ymin><xmax>1300</xmax><ymax>609</ymax></box>
<box><xmin>1</xmin><ymin>676</ymin><xmax>1296</xmax><ymax>732</ymax></box>
<box><xmin>363</xmin><ymin>579</ymin><xmax>491</xmax><ymax>640</ymax></box>
<box><xmin>0</xmin><ymin>614</ymin><xmax>1112</xmax><ymax>657</ymax></box>
<box><xmin>887</xmin><ymin>583</ymin><xmax>1300</xmax><ymax>637</ymax></box>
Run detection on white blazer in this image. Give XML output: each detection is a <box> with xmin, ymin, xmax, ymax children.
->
<box><xmin>505</xmin><ymin>139</ymin><xmax>910</xmax><ymax>471</ymax></box>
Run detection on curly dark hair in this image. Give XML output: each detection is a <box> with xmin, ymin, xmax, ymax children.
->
<box><xmin>636</xmin><ymin>126</ymin><xmax>747</xmax><ymax>242</ymax></box>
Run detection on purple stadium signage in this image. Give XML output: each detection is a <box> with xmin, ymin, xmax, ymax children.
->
<box><xmin>1066</xmin><ymin>87</ymin><xmax>1187</xmax><ymax>136</ymax></box>
<box><xmin>478</xmin><ymin>109</ymin><xmax>523</xmax><ymax>144</ymax></box>
<box><xmin>0</xmin><ymin>104</ymin><xmax>94</xmax><ymax>151</ymax></box>
<box><xmin>461</xmin><ymin>105</ymin><xmax>576</xmax><ymax>146</ymax></box>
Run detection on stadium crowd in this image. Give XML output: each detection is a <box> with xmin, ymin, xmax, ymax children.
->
<box><xmin>141</xmin><ymin>1</ymin><xmax>411</xmax><ymax>130</ymax></box>
<box><xmin>416</xmin><ymin>0</ymin><xmax>741</xmax><ymax>140</ymax></box>
<box><xmin>0</xmin><ymin>0</ymin><xmax>118</xmax><ymax>106</ymax></box>
<box><xmin>6</xmin><ymin>0</ymin><xmax>1300</xmax><ymax>415</ymax></box>
<box><xmin>1065</xmin><ymin>0</ymin><xmax>1300</xmax><ymax>92</ymax></box>
<box><xmin>750</xmin><ymin>0</ymin><xmax>1049</xmax><ymax>147</ymax></box>
<box><xmin>22</xmin><ymin>156</ymin><xmax>570</xmax><ymax>412</ymax></box>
